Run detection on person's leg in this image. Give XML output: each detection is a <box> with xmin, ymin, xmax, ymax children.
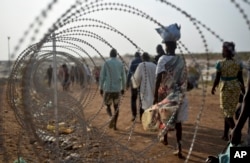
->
<box><xmin>226</xmin><ymin>117</ymin><xmax>235</xmax><ymax>129</ymax></box>
<box><xmin>176</xmin><ymin>122</ymin><xmax>182</xmax><ymax>142</ymax></box>
<box><xmin>222</xmin><ymin>117</ymin><xmax>235</xmax><ymax>141</ymax></box>
<box><xmin>112</xmin><ymin>93</ymin><xmax>121</xmax><ymax>130</ymax></box>
<box><xmin>113</xmin><ymin>104</ymin><xmax>119</xmax><ymax>130</ymax></box>
<box><xmin>139</xmin><ymin>107</ymin><xmax>144</xmax><ymax>122</ymax></box>
<box><xmin>71</xmin><ymin>76</ymin><xmax>74</xmax><ymax>86</ymax></box>
<box><xmin>222</xmin><ymin>117</ymin><xmax>230</xmax><ymax>141</ymax></box>
<box><xmin>161</xmin><ymin>129</ymin><xmax>168</xmax><ymax>145</ymax></box>
<box><xmin>158</xmin><ymin>124</ymin><xmax>168</xmax><ymax>145</ymax></box>
<box><xmin>63</xmin><ymin>81</ymin><xmax>66</xmax><ymax>91</ymax></box>
<box><xmin>106</xmin><ymin>104</ymin><xmax>112</xmax><ymax>117</ymax></box>
<box><xmin>175</xmin><ymin>122</ymin><xmax>184</xmax><ymax>158</ymax></box>
<box><xmin>104</xmin><ymin>93</ymin><xmax>112</xmax><ymax>117</ymax></box>
<box><xmin>48</xmin><ymin>77</ymin><xmax>51</xmax><ymax>87</ymax></box>
<box><xmin>131</xmin><ymin>88</ymin><xmax>138</xmax><ymax>121</ymax></box>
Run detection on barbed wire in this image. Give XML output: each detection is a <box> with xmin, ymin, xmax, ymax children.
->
<box><xmin>4</xmin><ymin>0</ymin><xmax>250</xmax><ymax>162</ymax></box>
<box><xmin>230</xmin><ymin>0</ymin><xmax>250</xmax><ymax>31</ymax></box>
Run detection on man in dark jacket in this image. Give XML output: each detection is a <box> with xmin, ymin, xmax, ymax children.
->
<box><xmin>126</xmin><ymin>51</ymin><xmax>142</xmax><ymax>121</ymax></box>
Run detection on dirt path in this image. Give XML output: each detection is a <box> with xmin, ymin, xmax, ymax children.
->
<box><xmin>0</xmin><ymin>80</ymin><xmax>248</xmax><ymax>162</ymax></box>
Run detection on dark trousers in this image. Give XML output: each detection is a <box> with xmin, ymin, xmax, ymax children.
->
<box><xmin>131</xmin><ymin>87</ymin><xmax>138</xmax><ymax>118</ymax></box>
<box><xmin>106</xmin><ymin>104</ymin><xmax>119</xmax><ymax>130</ymax></box>
<box><xmin>139</xmin><ymin>108</ymin><xmax>144</xmax><ymax>121</ymax></box>
<box><xmin>48</xmin><ymin>77</ymin><xmax>52</xmax><ymax>87</ymax></box>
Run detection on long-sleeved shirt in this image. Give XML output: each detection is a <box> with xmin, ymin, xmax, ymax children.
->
<box><xmin>99</xmin><ymin>57</ymin><xmax>126</xmax><ymax>92</ymax></box>
<box><xmin>126</xmin><ymin>56</ymin><xmax>142</xmax><ymax>87</ymax></box>
<box><xmin>132</xmin><ymin>61</ymin><xmax>156</xmax><ymax>110</ymax></box>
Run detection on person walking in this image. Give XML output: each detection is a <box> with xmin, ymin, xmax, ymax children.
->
<box><xmin>206</xmin><ymin>57</ymin><xmax>249</xmax><ymax>163</ymax></box>
<box><xmin>70</xmin><ymin>65</ymin><xmax>75</xmax><ymax>86</ymax></box>
<box><xmin>99</xmin><ymin>48</ymin><xmax>126</xmax><ymax>130</ymax></box>
<box><xmin>93</xmin><ymin>66</ymin><xmax>100</xmax><ymax>84</ymax></box>
<box><xmin>126</xmin><ymin>51</ymin><xmax>142</xmax><ymax>121</ymax></box>
<box><xmin>154</xmin><ymin>44</ymin><xmax>166</xmax><ymax>64</ymax></box>
<box><xmin>142</xmin><ymin>24</ymin><xmax>188</xmax><ymax>159</ymax></box>
<box><xmin>154</xmin><ymin>41</ymin><xmax>188</xmax><ymax>159</ymax></box>
<box><xmin>61</xmin><ymin>63</ymin><xmax>70</xmax><ymax>91</ymax></box>
<box><xmin>211</xmin><ymin>41</ymin><xmax>245</xmax><ymax>141</ymax></box>
<box><xmin>131</xmin><ymin>52</ymin><xmax>156</xmax><ymax>121</ymax></box>
<box><xmin>47</xmin><ymin>65</ymin><xmax>53</xmax><ymax>87</ymax></box>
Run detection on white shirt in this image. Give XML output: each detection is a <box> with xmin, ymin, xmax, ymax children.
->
<box><xmin>155</xmin><ymin>55</ymin><xmax>174</xmax><ymax>75</ymax></box>
<box><xmin>132</xmin><ymin>62</ymin><xmax>157</xmax><ymax>110</ymax></box>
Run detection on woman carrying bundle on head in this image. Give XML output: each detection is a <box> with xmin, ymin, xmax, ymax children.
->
<box><xmin>141</xmin><ymin>23</ymin><xmax>189</xmax><ymax>159</ymax></box>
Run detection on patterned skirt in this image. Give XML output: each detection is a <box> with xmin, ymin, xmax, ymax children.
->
<box><xmin>220</xmin><ymin>80</ymin><xmax>241</xmax><ymax>117</ymax></box>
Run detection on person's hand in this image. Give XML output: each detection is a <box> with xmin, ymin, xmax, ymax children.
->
<box><xmin>100</xmin><ymin>89</ymin><xmax>103</xmax><ymax>96</ymax></box>
<box><xmin>121</xmin><ymin>89</ymin><xmax>124</xmax><ymax>95</ymax></box>
<box><xmin>211</xmin><ymin>87</ymin><xmax>216</xmax><ymax>95</ymax></box>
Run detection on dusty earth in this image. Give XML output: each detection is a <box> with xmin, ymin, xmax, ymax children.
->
<box><xmin>0</xmin><ymin>78</ymin><xmax>248</xmax><ymax>163</ymax></box>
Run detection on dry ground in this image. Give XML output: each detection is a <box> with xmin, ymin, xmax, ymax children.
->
<box><xmin>0</xmin><ymin>78</ymin><xmax>248</xmax><ymax>163</ymax></box>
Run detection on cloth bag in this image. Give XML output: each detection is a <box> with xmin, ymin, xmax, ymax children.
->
<box><xmin>155</xmin><ymin>23</ymin><xmax>181</xmax><ymax>42</ymax></box>
<box><xmin>141</xmin><ymin>92</ymin><xmax>182</xmax><ymax>132</ymax></box>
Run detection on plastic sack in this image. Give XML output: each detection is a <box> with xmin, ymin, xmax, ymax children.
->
<box><xmin>156</xmin><ymin>23</ymin><xmax>181</xmax><ymax>42</ymax></box>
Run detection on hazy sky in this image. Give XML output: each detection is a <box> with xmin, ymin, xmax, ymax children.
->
<box><xmin>0</xmin><ymin>0</ymin><xmax>250</xmax><ymax>61</ymax></box>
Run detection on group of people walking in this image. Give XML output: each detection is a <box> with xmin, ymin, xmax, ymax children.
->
<box><xmin>46</xmin><ymin>63</ymin><xmax>92</xmax><ymax>91</ymax></box>
<box><xmin>44</xmin><ymin>22</ymin><xmax>249</xmax><ymax>161</ymax></box>
<box><xmin>98</xmin><ymin>23</ymin><xmax>188</xmax><ymax>158</ymax></box>
<box><xmin>98</xmin><ymin>23</ymin><xmax>250</xmax><ymax>161</ymax></box>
